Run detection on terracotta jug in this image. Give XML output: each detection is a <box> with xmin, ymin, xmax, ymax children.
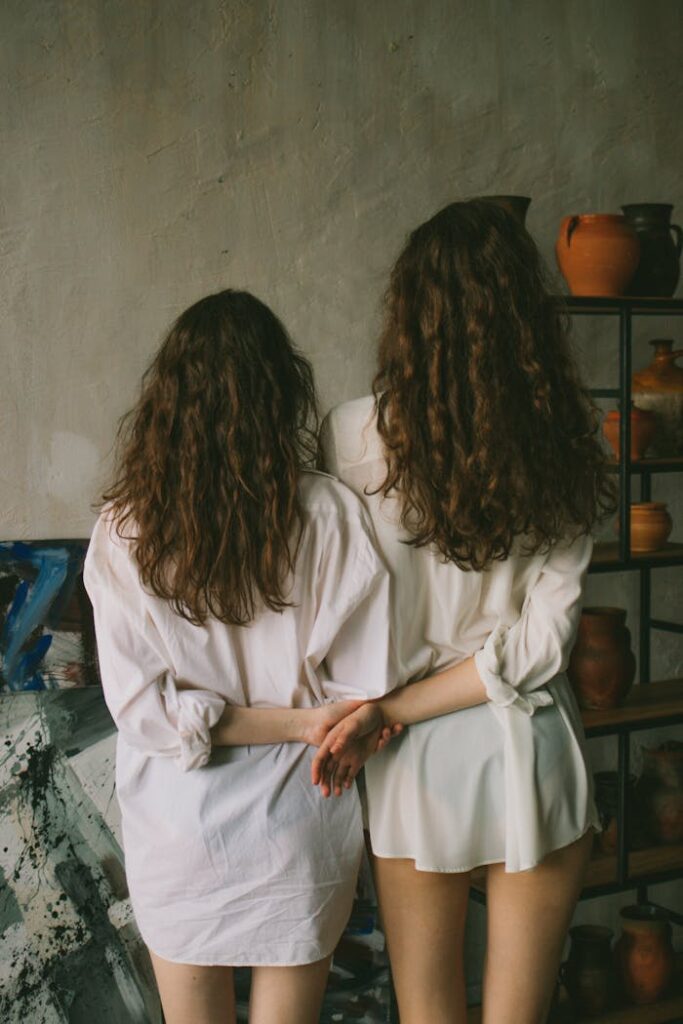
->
<box><xmin>621</xmin><ymin>203</ymin><xmax>682</xmax><ymax>296</ymax></box>
<box><xmin>616</xmin><ymin>906</ymin><xmax>674</xmax><ymax>1005</ymax></box>
<box><xmin>636</xmin><ymin>741</ymin><xmax>683</xmax><ymax>845</ymax></box>
<box><xmin>482</xmin><ymin>195</ymin><xmax>531</xmax><ymax>225</ymax></box>
<box><xmin>628</xmin><ymin>502</ymin><xmax>673</xmax><ymax>553</ymax></box>
<box><xmin>602</xmin><ymin>404</ymin><xmax>656</xmax><ymax>461</ymax></box>
<box><xmin>632</xmin><ymin>340</ymin><xmax>683</xmax><ymax>455</ymax></box>
<box><xmin>561</xmin><ymin>925</ymin><xmax>617</xmax><ymax>1016</ymax></box>
<box><xmin>568</xmin><ymin>607</ymin><xmax>636</xmax><ymax>710</ymax></box>
<box><xmin>556</xmin><ymin>214</ymin><xmax>640</xmax><ymax>297</ymax></box>
<box><xmin>593</xmin><ymin>771</ymin><xmax>644</xmax><ymax>855</ymax></box>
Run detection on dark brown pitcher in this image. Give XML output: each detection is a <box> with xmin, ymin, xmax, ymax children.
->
<box><xmin>621</xmin><ymin>203</ymin><xmax>682</xmax><ymax>296</ymax></box>
<box><xmin>562</xmin><ymin>925</ymin><xmax>618</xmax><ymax>1016</ymax></box>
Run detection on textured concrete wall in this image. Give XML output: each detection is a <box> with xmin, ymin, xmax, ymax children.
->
<box><xmin>1</xmin><ymin>0</ymin><xmax>681</xmax><ymax>537</ymax></box>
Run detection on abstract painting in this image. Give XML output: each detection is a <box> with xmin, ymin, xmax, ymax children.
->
<box><xmin>0</xmin><ymin>541</ymin><xmax>99</xmax><ymax>694</ymax></box>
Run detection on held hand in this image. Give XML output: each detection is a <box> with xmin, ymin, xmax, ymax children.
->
<box><xmin>301</xmin><ymin>700</ymin><xmax>366</xmax><ymax>747</ymax></box>
<box><xmin>311</xmin><ymin>703</ymin><xmax>403</xmax><ymax>796</ymax></box>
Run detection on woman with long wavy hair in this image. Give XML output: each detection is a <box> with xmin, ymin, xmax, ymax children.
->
<box><xmin>84</xmin><ymin>290</ymin><xmax>396</xmax><ymax>1024</ymax></box>
<box><xmin>314</xmin><ymin>200</ymin><xmax>616</xmax><ymax>1024</ymax></box>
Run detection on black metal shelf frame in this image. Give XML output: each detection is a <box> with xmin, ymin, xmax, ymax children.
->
<box><xmin>579</xmin><ymin>295</ymin><xmax>683</xmax><ymax>898</ymax></box>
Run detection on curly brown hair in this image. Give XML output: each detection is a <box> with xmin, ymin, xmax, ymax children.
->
<box><xmin>102</xmin><ymin>289</ymin><xmax>318</xmax><ymax>625</ymax></box>
<box><xmin>373</xmin><ymin>199</ymin><xmax>615</xmax><ymax>569</ymax></box>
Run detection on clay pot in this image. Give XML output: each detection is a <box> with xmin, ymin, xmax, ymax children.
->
<box><xmin>616</xmin><ymin>906</ymin><xmax>674</xmax><ymax>1005</ymax></box>
<box><xmin>568</xmin><ymin>608</ymin><xmax>636</xmax><ymax>710</ymax></box>
<box><xmin>621</xmin><ymin>203</ymin><xmax>682</xmax><ymax>297</ymax></box>
<box><xmin>632</xmin><ymin>340</ymin><xmax>683</xmax><ymax>456</ymax></box>
<box><xmin>636</xmin><ymin>741</ymin><xmax>683</xmax><ymax>845</ymax></box>
<box><xmin>593</xmin><ymin>771</ymin><xmax>642</xmax><ymax>855</ymax></box>
<box><xmin>561</xmin><ymin>925</ymin><xmax>618</xmax><ymax>1016</ymax></box>
<box><xmin>602</xmin><ymin>404</ymin><xmax>657</xmax><ymax>461</ymax></box>
<box><xmin>482</xmin><ymin>195</ymin><xmax>531</xmax><ymax>225</ymax></box>
<box><xmin>629</xmin><ymin>502</ymin><xmax>673</xmax><ymax>553</ymax></box>
<box><xmin>556</xmin><ymin>214</ymin><xmax>640</xmax><ymax>297</ymax></box>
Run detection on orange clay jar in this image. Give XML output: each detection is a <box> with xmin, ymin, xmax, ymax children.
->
<box><xmin>629</xmin><ymin>502</ymin><xmax>673</xmax><ymax>552</ymax></box>
<box><xmin>616</xmin><ymin>906</ymin><xmax>674</xmax><ymax>1006</ymax></box>
<box><xmin>556</xmin><ymin>214</ymin><xmax>640</xmax><ymax>296</ymax></box>
<box><xmin>602</xmin><ymin>404</ymin><xmax>656</xmax><ymax>461</ymax></box>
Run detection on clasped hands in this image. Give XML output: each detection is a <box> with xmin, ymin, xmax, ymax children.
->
<box><xmin>307</xmin><ymin>700</ymin><xmax>403</xmax><ymax>799</ymax></box>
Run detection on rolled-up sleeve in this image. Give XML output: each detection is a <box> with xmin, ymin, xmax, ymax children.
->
<box><xmin>473</xmin><ymin>533</ymin><xmax>593</xmax><ymax>715</ymax></box>
<box><xmin>84</xmin><ymin>516</ymin><xmax>226</xmax><ymax>770</ymax></box>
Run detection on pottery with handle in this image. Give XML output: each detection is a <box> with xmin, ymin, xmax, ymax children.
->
<box><xmin>621</xmin><ymin>203</ymin><xmax>682</xmax><ymax>297</ymax></box>
<box><xmin>632</xmin><ymin>340</ymin><xmax>683</xmax><ymax>455</ymax></box>
<box><xmin>636</xmin><ymin>741</ymin><xmax>683</xmax><ymax>845</ymax></box>
<box><xmin>568</xmin><ymin>607</ymin><xmax>636</xmax><ymax>710</ymax></box>
<box><xmin>556</xmin><ymin>214</ymin><xmax>640</xmax><ymax>297</ymax></box>
<box><xmin>561</xmin><ymin>925</ymin><xmax>618</xmax><ymax>1017</ymax></box>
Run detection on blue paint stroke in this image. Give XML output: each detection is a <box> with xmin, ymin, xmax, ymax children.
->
<box><xmin>0</xmin><ymin>543</ymin><xmax>74</xmax><ymax>691</ymax></box>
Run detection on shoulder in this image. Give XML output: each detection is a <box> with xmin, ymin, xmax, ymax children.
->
<box><xmin>84</xmin><ymin>508</ymin><xmax>137</xmax><ymax>584</ymax></box>
<box><xmin>320</xmin><ymin>396</ymin><xmax>384</xmax><ymax>471</ymax></box>
<box><xmin>298</xmin><ymin>470</ymin><xmax>371</xmax><ymax>527</ymax></box>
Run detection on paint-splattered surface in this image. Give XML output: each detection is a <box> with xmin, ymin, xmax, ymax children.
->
<box><xmin>0</xmin><ymin>541</ymin><xmax>99</xmax><ymax>694</ymax></box>
<box><xmin>0</xmin><ymin>688</ymin><xmax>161</xmax><ymax>1023</ymax></box>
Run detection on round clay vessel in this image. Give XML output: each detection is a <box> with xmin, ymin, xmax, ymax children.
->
<box><xmin>629</xmin><ymin>502</ymin><xmax>673</xmax><ymax>553</ymax></box>
<box><xmin>562</xmin><ymin>925</ymin><xmax>617</xmax><ymax>1016</ymax></box>
<box><xmin>593</xmin><ymin>771</ymin><xmax>643</xmax><ymax>855</ymax></box>
<box><xmin>556</xmin><ymin>214</ymin><xmax>640</xmax><ymax>296</ymax></box>
<box><xmin>636</xmin><ymin>741</ymin><xmax>683</xmax><ymax>845</ymax></box>
<box><xmin>481</xmin><ymin>195</ymin><xmax>531</xmax><ymax>225</ymax></box>
<box><xmin>568</xmin><ymin>607</ymin><xmax>636</xmax><ymax>710</ymax></box>
<box><xmin>621</xmin><ymin>203</ymin><xmax>682</xmax><ymax>297</ymax></box>
<box><xmin>632</xmin><ymin>340</ymin><xmax>683</xmax><ymax>456</ymax></box>
<box><xmin>616</xmin><ymin>906</ymin><xmax>674</xmax><ymax>1005</ymax></box>
<box><xmin>603</xmin><ymin>404</ymin><xmax>656</xmax><ymax>461</ymax></box>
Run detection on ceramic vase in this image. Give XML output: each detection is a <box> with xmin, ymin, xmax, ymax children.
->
<box><xmin>602</xmin><ymin>404</ymin><xmax>657</xmax><ymax>461</ymax></box>
<box><xmin>568</xmin><ymin>607</ymin><xmax>636</xmax><ymax>710</ymax></box>
<box><xmin>629</xmin><ymin>502</ymin><xmax>673</xmax><ymax>553</ymax></box>
<box><xmin>616</xmin><ymin>906</ymin><xmax>674</xmax><ymax>1005</ymax></box>
<box><xmin>482</xmin><ymin>195</ymin><xmax>531</xmax><ymax>225</ymax></box>
<box><xmin>621</xmin><ymin>203</ymin><xmax>682</xmax><ymax>297</ymax></box>
<box><xmin>562</xmin><ymin>925</ymin><xmax>617</xmax><ymax>1017</ymax></box>
<box><xmin>632</xmin><ymin>340</ymin><xmax>683</xmax><ymax>456</ymax></box>
<box><xmin>636</xmin><ymin>741</ymin><xmax>683</xmax><ymax>845</ymax></box>
<box><xmin>593</xmin><ymin>771</ymin><xmax>643</xmax><ymax>855</ymax></box>
<box><xmin>556</xmin><ymin>214</ymin><xmax>640</xmax><ymax>297</ymax></box>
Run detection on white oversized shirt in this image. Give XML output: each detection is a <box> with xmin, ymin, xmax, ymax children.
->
<box><xmin>84</xmin><ymin>471</ymin><xmax>395</xmax><ymax>964</ymax></box>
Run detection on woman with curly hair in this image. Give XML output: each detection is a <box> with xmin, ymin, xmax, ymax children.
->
<box><xmin>315</xmin><ymin>200</ymin><xmax>616</xmax><ymax>1024</ymax></box>
<box><xmin>84</xmin><ymin>290</ymin><xmax>396</xmax><ymax>1024</ymax></box>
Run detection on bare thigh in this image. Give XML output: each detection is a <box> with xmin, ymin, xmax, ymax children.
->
<box><xmin>483</xmin><ymin>831</ymin><xmax>593</xmax><ymax>1024</ymax></box>
<box><xmin>149</xmin><ymin>949</ymin><xmax>236</xmax><ymax>1024</ymax></box>
<box><xmin>249</xmin><ymin>956</ymin><xmax>332</xmax><ymax>1024</ymax></box>
<box><xmin>373</xmin><ymin>854</ymin><xmax>471</xmax><ymax>1024</ymax></box>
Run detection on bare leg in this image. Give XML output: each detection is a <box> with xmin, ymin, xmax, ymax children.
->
<box><xmin>373</xmin><ymin>855</ymin><xmax>470</xmax><ymax>1024</ymax></box>
<box><xmin>482</xmin><ymin>831</ymin><xmax>593</xmax><ymax>1024</ymax></box>
<box><xmin>149</xmin><ymin>949</ymin><xmax>236</xmax><ymax>1024</ymax></box>
<box><xmin>248</xmin><ymin>956</ymin><xmax>332</xmax><ymax>1024</ymax></box>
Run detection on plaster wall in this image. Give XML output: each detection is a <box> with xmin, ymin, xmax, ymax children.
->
<box><xmin>1</xmin><ymin>0</ymin><xmax>681</xmax><ymax>538</ymax></box>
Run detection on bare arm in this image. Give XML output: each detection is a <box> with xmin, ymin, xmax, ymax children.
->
<box><xmin>210</xmin><ymin>700</ymin><xmax>373</xmax><ymax>748</ymax></box>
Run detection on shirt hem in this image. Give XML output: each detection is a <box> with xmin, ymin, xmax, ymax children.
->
<box><xmin>369</xmin><ymin>821</ymin><xmax>599</xmax><ymax>875</ymax></box>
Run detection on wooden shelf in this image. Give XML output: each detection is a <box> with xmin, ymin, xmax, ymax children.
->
<box><xmin>581</xmin><ymin>678</ymin><xmax>683</xmax><ymax>736</ymax></box>
<box><xmin>591</xmin><ymin>542</ymin><xmax>683</xmax><ymax>571</ymax></box>
<box><xmin>557</xmin><ymin>295</ymin><xmax>683</xmax><ymax>315</ymax></box>
<box><xmin>606</xmin><ymin>457</ymin><xmax>683</xmax><ymax>475</ymax></box>
<box><xmin>584</xmin><ymin>844</ymin><xmax>683</xmax><ymax>889</ymax></box>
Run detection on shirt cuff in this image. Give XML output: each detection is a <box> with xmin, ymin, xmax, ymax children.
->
<box><xmin>474</xmin><ymin>627</ymin><xmax>554</xmax><ymax>717</ymax></box>
<box><xmin>162</xmin><ymin>677</ymin><xmax>227</xmax><ymax>771</ymax></box>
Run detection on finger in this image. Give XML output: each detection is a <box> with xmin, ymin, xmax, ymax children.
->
<box><xmin>391</xmin><ymin>723</ymin><xmax>404</xmax><ymax>735</ymax></box>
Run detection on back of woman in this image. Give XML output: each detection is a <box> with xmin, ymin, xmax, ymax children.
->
<box><xmin>320</xmin><ymin>199</ymin><xmax>615</xmax><ymax>1024</ymax></box>
<box><xmin>84</xmin><ymin>290</ymin><xmax>394</xmax><ymax>1023</ymax></box>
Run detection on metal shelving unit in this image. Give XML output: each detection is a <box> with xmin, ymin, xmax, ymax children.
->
<box><xmin>469</xmin><ymin>296</ymin><xmax>683</xmax><ymax>1024</ymax></box>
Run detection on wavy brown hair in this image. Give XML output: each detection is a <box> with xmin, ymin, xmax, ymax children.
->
<box><xmin>373</xmin><ymin>199</ymin><xmax>616</xmax><ymax>569</ymax></box>
<box><xmin>102</xmin><ymin>290</ymin><xmax>318</xmax><ymax>625</ymax></box>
